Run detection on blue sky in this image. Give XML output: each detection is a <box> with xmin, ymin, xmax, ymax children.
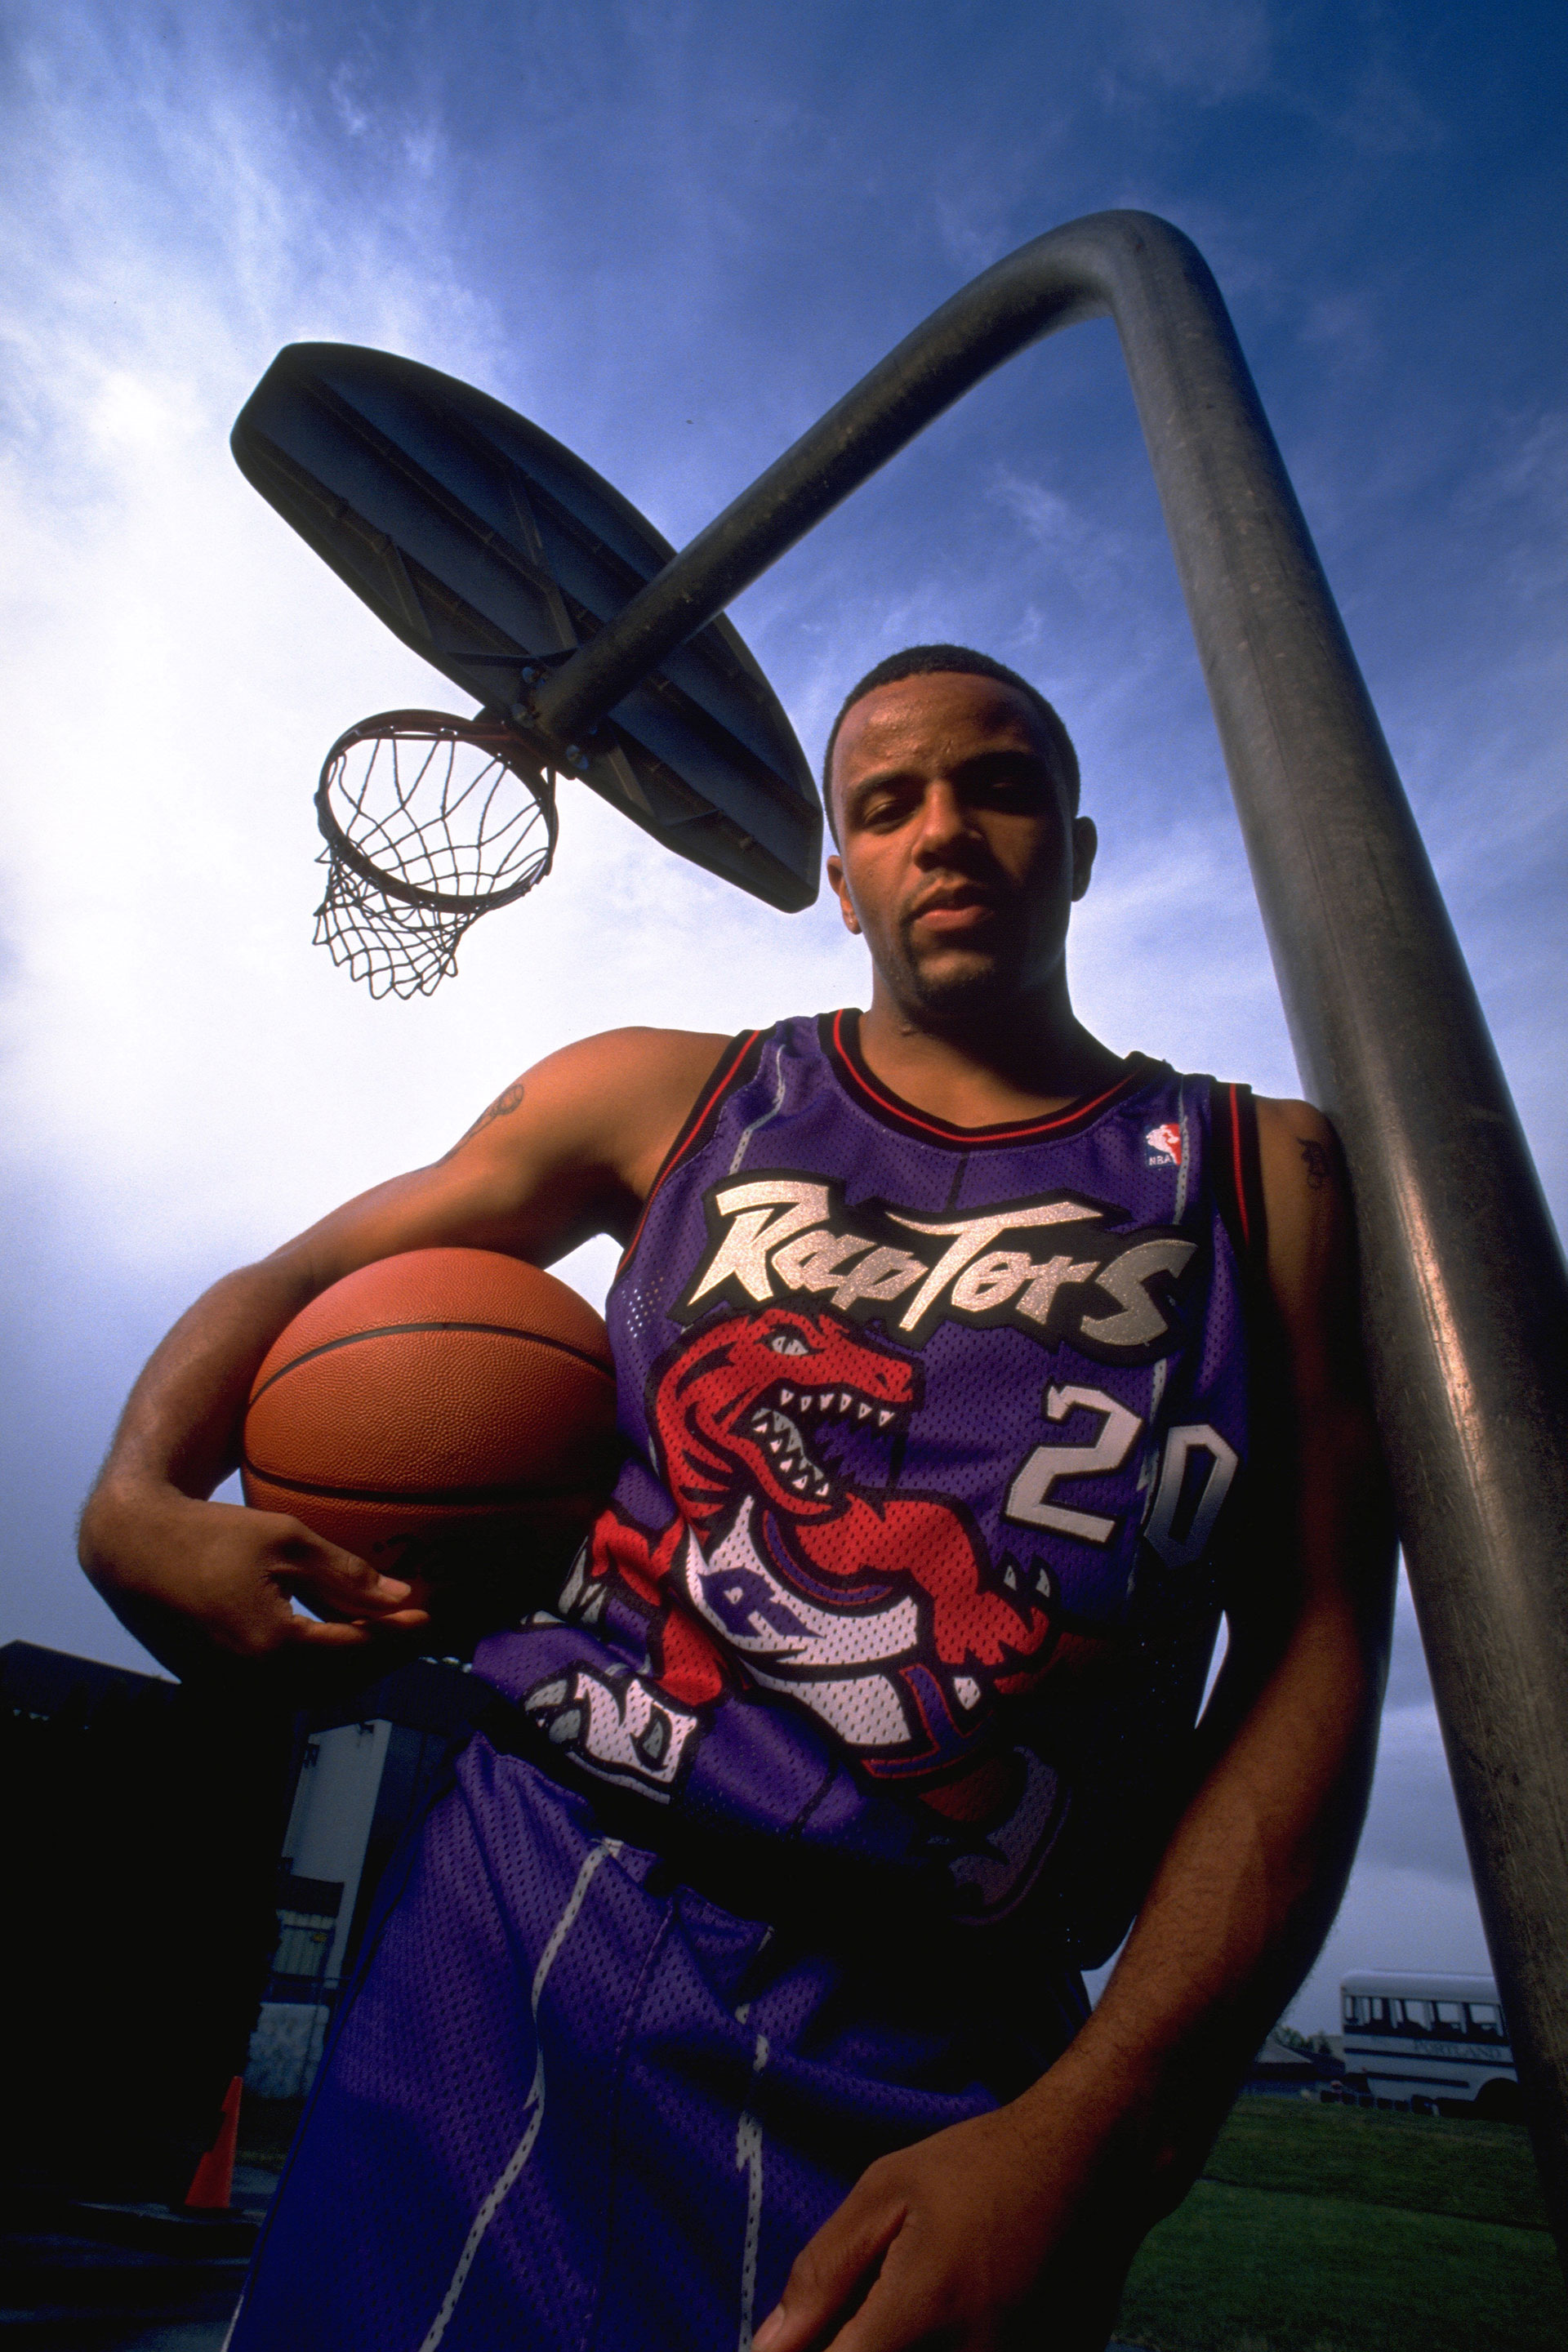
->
<box><xmin>1</xmin><ymin>0</ymin><xmax>1562</xmax><ymax>2029</ymax></box>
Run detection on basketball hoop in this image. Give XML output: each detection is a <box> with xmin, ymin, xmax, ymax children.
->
<box><xmin>312</xmin><ymin>710</ymin><xmax>558</xmax><ymax>997</ymax></box>
<box><xmin>233</xmin><ymin>344</ymin><xmax>823</xmax><ymax>991</ymax></box>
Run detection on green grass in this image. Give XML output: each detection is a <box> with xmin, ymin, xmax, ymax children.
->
<box><xmin>237</xmin><ymin>2084</ymin><xmax>1565</xmax><ymax>2346</ymax></box>
<box><xmin>1116</xmin><ymin>2096</ymin><xmax>1566</xmax><ymax>2352</ymax></box>
<box><xmin>1200</xmin><ymin>2094</ymin><xmax>1548</xmax><ymax>2229</ymax></box>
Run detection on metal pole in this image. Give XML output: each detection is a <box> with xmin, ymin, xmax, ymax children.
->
<box><xmin>533</xmin><ymin>209</ymin><xmax>1568</xmax><ymax>2253</ymax></box>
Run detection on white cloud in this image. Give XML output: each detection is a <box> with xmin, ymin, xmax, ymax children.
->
<box><xmin>1327</xmin><ymin>60</ymin><xmax>1446</xmax><ymax>158</ymax></box>
<box><xmin>1105</xmin><ymin>0</ymin><xmax>1273</xmax><ymax>105</ymax></box>
<box><xmin>987</xmin><ymin>470</ymin><xmax>1134</xmax><ymax>595</ymax></box>
<box><xmin>328</xmin><ymin>60</ymin><xmax>371</xmax><ymax>139</ymax></box>
<box><xmin>0</xmin><ymin>9</ymin><xmax>858</xmax><ymax>1292</ymax></box>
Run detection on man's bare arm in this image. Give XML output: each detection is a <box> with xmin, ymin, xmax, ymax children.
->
<box><xmin>756</xmin><ymin>1098</ymin><xmax>1396</xmax><ymax>2352</ymax></box>
<box><xmin>78</xmin><ymin>1027</ymin><xmax>727</xmax><ymax>1674</ymax></box>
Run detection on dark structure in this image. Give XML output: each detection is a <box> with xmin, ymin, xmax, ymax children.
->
<box><xmin>2</xmin><ymin>1643</ymin><xmax>294</xmax><ymax>2204</ymax></box>
<box><xmin>1</xmin><ymin>1642</ymin><xmax>488</xmax><ymax>2201</ymax></box>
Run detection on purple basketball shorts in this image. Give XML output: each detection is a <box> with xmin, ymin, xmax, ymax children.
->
<box><xmin>225</xmin><ymin>1735</ymin><xmax>1085</xmax><ymax>2351</ymax></box>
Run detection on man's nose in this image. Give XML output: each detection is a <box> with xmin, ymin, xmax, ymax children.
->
<box><xmin>910</xmin><ymin>779</ymin><xmax>978</xmax><ymax>861</ymax></box>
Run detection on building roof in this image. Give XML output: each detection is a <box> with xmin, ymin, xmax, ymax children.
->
<box><xmin>1342</xmin><ymin>1970</ymin><xmax>1499</xmax><ymax>2003</ymax></box>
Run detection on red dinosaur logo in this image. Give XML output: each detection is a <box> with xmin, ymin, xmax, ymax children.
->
<box><xmin>602</xmin><ymin>1308</ymin><xmax>1099</xmax><ymax>1742</ymax></box>
<box><xmin>528</xmin><ymin>1306</ymin><xmax>1118</xmax><ymax>1913</ymax></box>
<box><xmin>653</xmin><ymin>1299</ymin><xmax>918</xmax><ymax>1532</ymax></box>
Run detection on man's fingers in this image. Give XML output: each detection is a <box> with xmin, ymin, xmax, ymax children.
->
<box><xmin>270</xmin><ymin>1531</ymin><xmax>415</xmax><ymax>1618</ymax></box>
<box><xmin>193</xmin><ymin>1517</ymin><xmax>428</xmax><ymax>1655</ymax></box>
<box><xmin>278</xmin><ymin>1614</ymin><xmax>384</xmax><ymax>1650</ymax></box>
<box><xmin>824</xmin><ymin>2249</ymin><xmax>964</xmax><ymax>2352</ymax></box>
<box><xmin>290</xmin><ymin>1602</ymin><xmax>432</xmax><ymax>1637</ymax></box>
<box><xmin>755</xmin><ymin>2193</ymin><xmax>906</xmax><ymax>2352</ymax></box>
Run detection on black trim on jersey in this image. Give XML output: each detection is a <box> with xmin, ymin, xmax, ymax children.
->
<box><xmin>1208</xmin><ymin>1079</ymin><xmax>1288</xmax><ymax>1634</ymax></box>
<box><xmin>617</xmin><ymin>1028</ymin><xmax>766</xmax><ymax>1271</ymax></box>
<box><xmin>1209</xmin><ymin>1081</ymin><xmax>1269</xmax><ymax>1290</ymax></box>
<box><xmin>822</xmin><ymin>1009</ymin><xmax>1167</xmax><ymax>1148</ymax></box>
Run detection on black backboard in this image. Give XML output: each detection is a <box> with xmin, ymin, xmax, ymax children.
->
<box><xmin>232</xmin><ymin>345</ymin><xmax>820</xmax><ymax>911</ymax></box>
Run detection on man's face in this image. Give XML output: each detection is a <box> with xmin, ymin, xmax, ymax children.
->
<box><xmin>825</xmin><ymin>673</ymin><xmax>1096</xmax><ymax>1020</ymax></box>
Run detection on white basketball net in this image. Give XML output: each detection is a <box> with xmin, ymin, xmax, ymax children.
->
<box><xmin>313</xmin><ymin>711</ymin><xmax>558</xmax><ymax>998</ymax></box>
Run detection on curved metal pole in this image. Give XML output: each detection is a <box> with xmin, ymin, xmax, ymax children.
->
<box><xmin>539</xmin><ymin>210</ymin><xmax>1568</xmax><ymax>2256</ymax></box>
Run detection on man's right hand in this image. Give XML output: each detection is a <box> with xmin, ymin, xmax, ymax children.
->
<box><xmin>80</xmin><ymin>1481</ymin><xmax>430</xmax><ymax>1676</ymax></box>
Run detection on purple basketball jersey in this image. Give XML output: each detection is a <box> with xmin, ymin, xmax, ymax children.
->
<box><xmin>477</xmin><ymin>1013</ymin><xmax>1267</xmax><ymax>1961</ymax></box>
<box><xmin>230</xmin><ymin>1020</ymin><xmax>1272</xmax><ymax>2351</ymax></box>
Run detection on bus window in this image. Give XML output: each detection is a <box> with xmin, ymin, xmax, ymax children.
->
<box><xmin>1345</xmin><ymin>1995</ymin><xmax>1401</xmax><ymax>2032</ymax></box>
<box><xmin>1434</xmin><ymin>2002</ymin><xmax>1465</xmax><ymax>2032</ymax></box>
<box><xmin>1467</xmin><ymin>2003</ymin><xmax>1506</xmax><ymax>2042</ymax></box>
<box><xmin>1397</xmin><ymin>2000</ymin><xmax>1433</xmax><ymax>2034</ymax></box>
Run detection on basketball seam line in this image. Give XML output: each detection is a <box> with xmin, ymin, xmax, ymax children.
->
<box><xmin>248</xmin><ymin>1319</ymin><xmax>614</xmax><ymax>1405</ymax></box>
<box><xmin>239</xmin><ymin>1464</ymin><xmax>605</xmax><ymax>1508</ymax></box>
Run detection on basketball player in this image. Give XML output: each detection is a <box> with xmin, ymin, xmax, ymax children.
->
<box><xmin>81</xmin><ymin>648</ymin><xmax>1394</xmax><ymax>2351</ymax></box>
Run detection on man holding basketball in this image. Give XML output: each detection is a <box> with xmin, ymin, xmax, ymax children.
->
<box><xmin>82</xmin><ymin>648</ymin><xmax>1394</xmax><ymax>2352</ymax></box>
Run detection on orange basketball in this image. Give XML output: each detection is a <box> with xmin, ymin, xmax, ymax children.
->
<box><xmin>241</xmin><ymin>1248</ymin><xmax>618</xmax><ymax>1592</ymax></box>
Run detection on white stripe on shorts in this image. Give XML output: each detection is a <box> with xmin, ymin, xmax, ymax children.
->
<box><xmin>416</xmin><ymin>1838</ymin><xmax>618</xmax><ymax>2352</ymax></box>
<box><xmin>733</xmin><ymin>2028</ymin><xmax>771</xmax><ymax>2351</ymax></box>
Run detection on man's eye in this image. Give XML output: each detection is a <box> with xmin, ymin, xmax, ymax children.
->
<box><xmin>976</xmin><ymin>770</ymin><xmax>1048</xmax><ymax>807</ymax></box>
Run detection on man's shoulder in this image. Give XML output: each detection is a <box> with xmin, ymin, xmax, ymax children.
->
<box><xmin>550</xmin><ymin>1023</ymin><xmax>738</xmax><ymax>1078</ymax></box>
<box><xmin>552</xmin><ymin>1014</ymin><xmax>822</xmax><ymax>1095</ymax></box>
<box><xmin>536</xmin><ymin>1026</ymin><xmax>742</xmax><ymax>1129</ymax></box>
<box><xmin>443</xmin><ymin>1027</ymin><xmax>741</xmax><ymax>1175</ymax></box>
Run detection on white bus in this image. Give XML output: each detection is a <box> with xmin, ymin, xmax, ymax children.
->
<box><xmin>1339</xmin><ymin>1971</ymin><xmax>1520</xmax><ymax>2117</ymax></box>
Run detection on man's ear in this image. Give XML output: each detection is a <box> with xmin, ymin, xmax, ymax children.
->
<box><xmin>1070</xmin><ymin>816</ymin><xmax>1098</xmax><ymax>903</ymax></box>
<box><xmin>825</xmin><ymin>853</ymin><xmax>862</xmax><ymax>936</ymax></box>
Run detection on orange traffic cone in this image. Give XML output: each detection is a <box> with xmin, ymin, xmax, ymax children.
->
<box><xmin>183</xmin><ymin>2075</ymin><xmax>243</xmax><ymax>2212</ymax></box>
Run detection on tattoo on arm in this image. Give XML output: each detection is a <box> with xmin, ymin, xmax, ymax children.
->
<box><xmin>447</xmin><ymin>1078</ymin><xmax>527</xmax><ymax>1156</ymax></box>
<box><xmin>1298</xmin><ymin>1137</ymin><xmax>1332</xmax><ymax>1192</ymax></box>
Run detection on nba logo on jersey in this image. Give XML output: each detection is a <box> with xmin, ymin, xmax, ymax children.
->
<box><xmin>1145</xmin><ymin>1121</ymin><xmax>1183</xmax><ymax>1168</ymax></box>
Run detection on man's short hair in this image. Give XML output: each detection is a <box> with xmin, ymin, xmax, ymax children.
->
<box><xmin>822</xmin><ymin>644</ymin><xmax>1080</xmax><ymax>839</ymax></box>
